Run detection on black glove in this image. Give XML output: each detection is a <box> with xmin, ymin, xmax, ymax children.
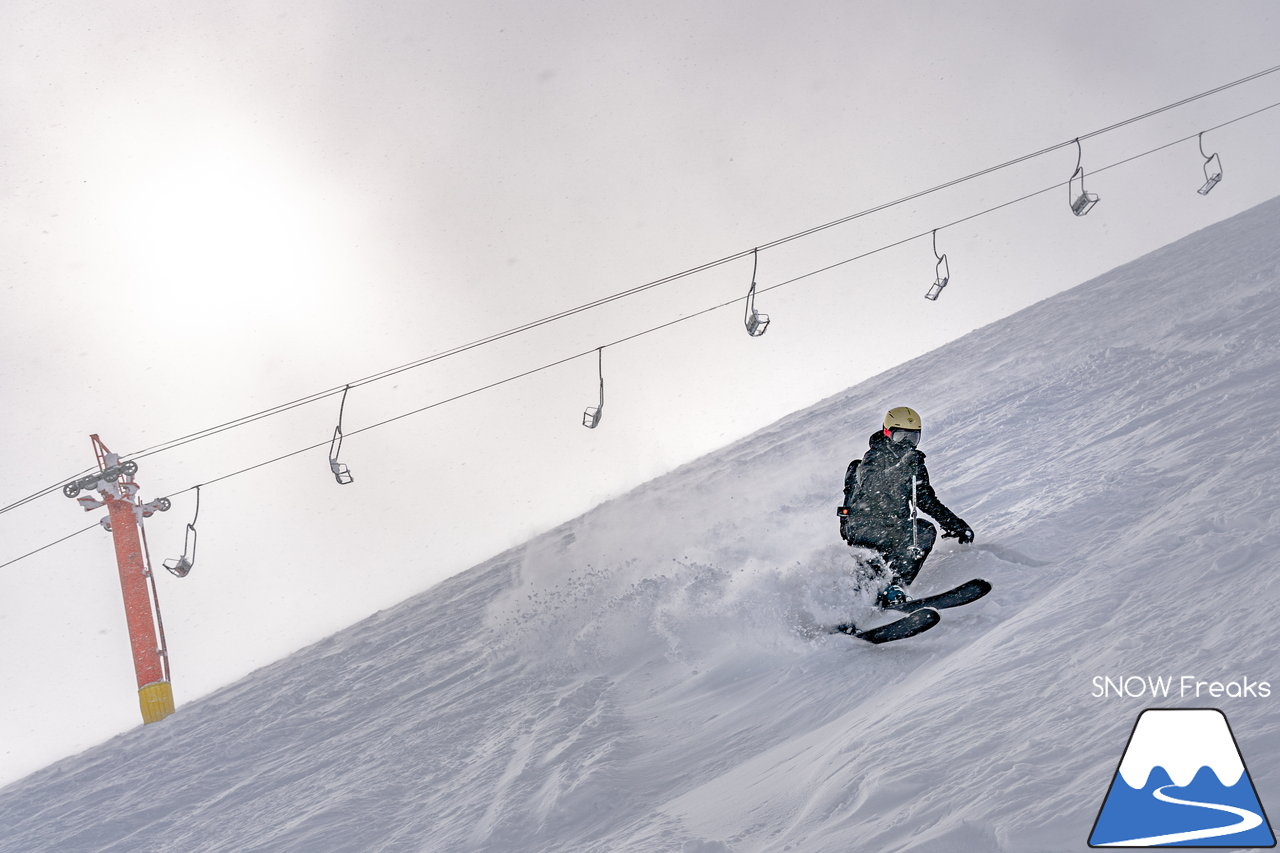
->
<box><xmin>943</xmin><ymin>524</ymin><xmax>975</xmax><ymax>544</ymax></box>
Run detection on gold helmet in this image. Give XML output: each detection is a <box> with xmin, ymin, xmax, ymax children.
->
<box><xmin>883</xmin><ymin>406</ymin><xmax>922</xmax><ymax>431</ymax></box>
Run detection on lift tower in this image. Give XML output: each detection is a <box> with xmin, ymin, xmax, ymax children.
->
<box><xmin>64</xmin><ymin>435</ymin><xmax>174</xmax><ymax>724</ymax></box>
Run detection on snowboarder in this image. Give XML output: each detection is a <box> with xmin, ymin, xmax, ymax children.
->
<box><xmin>838</xmin><ymin>406</ymin><xmax>974</xmax><ymax>607</ymax></box>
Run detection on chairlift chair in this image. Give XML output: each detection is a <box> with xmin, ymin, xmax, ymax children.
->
<box><xmin>163</xmin><ymin>529</ymin><xmax>196</xmax><ymax>578</ymax></box>
<box><xmin>163</xmin><ymin>487</ymin><xmax>200</xmax><ymax>578</ymax></box>
<box><xmin>329</xmin><ymin>385</ymin><xmax>355</xmax><ymax>484</ymax></box>
<box><xmin>1069</xmin><ymin>138</ymin><xmax>1100</xmax><ymax>216</ymax></box>
<box><xmin>744</xmin><ymin>249</ymin><xmax>770</xmax><ymax>336</ymax></box>
<box><xmin>1197</xmin><ymin>132</ymin><xmax>1223</xmax><ymax>196</ymax></box>
<box><xmin>743</xmin><ymin>249</ymin><xmax>770</xmax><ymax>336</ymax></box>
<box><xmin>329</xmin><ymin>455</ymin><xmax>354</xmax><ymax>485</ymax></box>
<box><xmin>582</xmin><ymin>348</ymin><xmax>604</xmax><ymax>429</ymax></box>
<box><xmin>924</xmin><ymin>230</ymin><xmax>950</xmax><ymax>301</ymax></box>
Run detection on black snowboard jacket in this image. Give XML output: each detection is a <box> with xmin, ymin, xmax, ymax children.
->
<box><xmin>840</xmin><ymin>431</ymin><xmax>967</xmax><ymax>546</ymax></box>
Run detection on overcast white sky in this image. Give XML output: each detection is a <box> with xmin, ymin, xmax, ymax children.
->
<box><xmin>3</xmin><ymin>1</ymin><xmax>1279</xmax><ymax>785</ymax></box>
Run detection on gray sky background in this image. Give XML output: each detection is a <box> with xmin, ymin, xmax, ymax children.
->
<box><xmin>3</xmin><ymin>1</ymin><xmax>1279</xmax><ymax>784</ymax></box>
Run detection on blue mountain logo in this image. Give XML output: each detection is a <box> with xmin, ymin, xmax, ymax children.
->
<box><xmin>1090</xmin><ymin>709</ymin><xmax>1275</xmax><ymax>847</ymax></box>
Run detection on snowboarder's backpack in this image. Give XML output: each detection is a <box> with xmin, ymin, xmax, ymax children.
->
<box><xmin>837</xmin><ymin>459</ymin><xmax>859</xmax><ymax>543</ymax></box>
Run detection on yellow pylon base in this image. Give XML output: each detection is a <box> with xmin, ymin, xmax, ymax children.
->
<box><xmin>138</xmin><ymin>681</ymin><xmax>175</xmax><ymax>724</ymax></box>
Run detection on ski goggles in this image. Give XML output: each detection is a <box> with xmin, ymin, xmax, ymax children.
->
<box><xmin>888</xmin><ymin>428</ymin><xmax>921</xmax><ymax>446</ymax></box>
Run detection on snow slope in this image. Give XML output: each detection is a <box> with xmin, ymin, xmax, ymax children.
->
<box><xmin>2</xmin><ymin>197</ymin><xmax>1280</xmax><ymax>852</ymax></box>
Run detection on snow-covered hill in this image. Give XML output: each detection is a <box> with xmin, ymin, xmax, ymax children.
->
<box><xmin>3</xmin><ymin>197</ymin><xmax>1279</xmax><ymax>852</ymax></box>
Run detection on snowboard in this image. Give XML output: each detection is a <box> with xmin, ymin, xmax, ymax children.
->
<box><xmin>881</xmin><ymin>578</ymin><xmax>991</xmax><ymax>614</ymax></box>
<box><xmin>830</xmin><ymin>607</ymin><xmax>940</xmax><ymax>644</ymax></box>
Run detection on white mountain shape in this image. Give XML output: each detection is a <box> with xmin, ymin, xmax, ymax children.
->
<box><xmin>1117</xmin><ymin>709</ymin><xmax>1245</xmax><ymax>789</ymax></box>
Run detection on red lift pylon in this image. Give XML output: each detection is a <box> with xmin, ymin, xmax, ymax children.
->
<box><xmin>64</xmin><ymin>435</ymin><xmax>176</xmax><ymax>724</ymax></box>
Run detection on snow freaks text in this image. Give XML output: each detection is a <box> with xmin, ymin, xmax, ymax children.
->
<box><xmin>1091</xmin><ymin>675</ymin><xmax>1272</xmax><ymax>700</ymax></box>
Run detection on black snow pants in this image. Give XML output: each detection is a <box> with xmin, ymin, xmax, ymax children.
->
<box><xmin>848</xmin><ymin>518</ymin><xmax>937</xmax><ymax>586</ymax></box>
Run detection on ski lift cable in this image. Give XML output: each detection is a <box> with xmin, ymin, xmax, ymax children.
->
<box><xmin>49</xmin><ymin>65</ymin><xmax>1280</xmax><ymax>471</ymax></box>
<box><xmin>11</xmin><ymin>100</ymin><xmax>1280</xmax><ymax>530</ymax></box>
<box><xmin>755</xmin><ymin>182</ymin><xmax>1063</xmax><ymax>299</ymax></box>
<box><xmin>754</xmin><ymin>63</ymin><xmax>1280</xmax><ymax>251</ymax></box>
<box><xmin>753</xmin><ymin>111</ymin><xmax>1280</xmax><ymax>299</ymax></box>
<box><xmin>146</xmin><ymin>99</ymin><xmax>1280</xmax><ymax>506</ymax></box>
<box><xmin>1</xmin><ymin>114</ymin><xmax>1241</xmax><ymax>552</ymax></box>
<box><xmin>1078</xmin><ymin>62</ymin><xmax>1280</xmax><ymax>144</ymax></box>
<box><xmin>0</xmin><ymin>465</ymin><xmax>103</xmax><ymax>517</ymax></box>
<box><xmin>4</xmin><ymin>91</ymin><xmax>1280</xmax><ymax>545</ymax></box>
<box><xmin>2</xmin><ymin>92</ymin><xmax>1276</xmax><ymax>573</ymax></box>
<box><xmin>148</xmin><ymin>349</ymin><xmax>613</xmax><ymax>501</ymax></box>
<box><xmin>243</xmin><ymin>65</ymin><xmax>1280</xmax><ymax>404</ymax></box>
<box><xmin>0</xmin><ymin>65</ymin><xmax>1274</xmax><ymax>515</ymax></box>
<box><xmin>154</xmin><ymin>312</ymin><xmax>752</xmax><ymax>506</ymax></box>
<box><xmin>0</xmin><ymin>523</ymin><xmax>100</xmax><ymax>571</ymax></box>
<box><xmin>4</xmin><ymin>297</ymin><xmax>747</xmax><ymax>566</ymax></box>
